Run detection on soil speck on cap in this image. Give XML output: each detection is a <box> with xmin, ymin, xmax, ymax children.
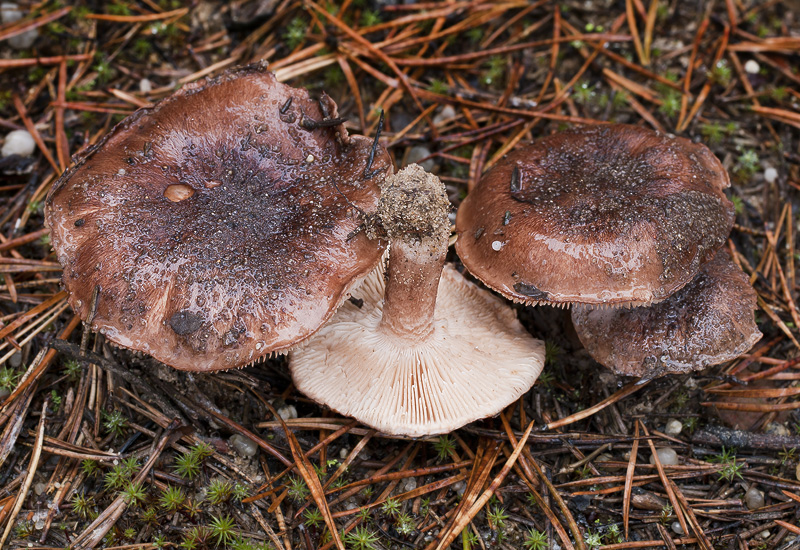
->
<box><xmin>169</xmin><ymin>310</ymin><xmax>204</xmax><ymax>335</ymax></box>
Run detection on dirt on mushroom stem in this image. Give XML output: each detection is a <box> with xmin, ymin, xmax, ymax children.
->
<box><xmin>366</xmin><ymin>164</ymin><xmax>452</xmax><ymax>340</ymax></box>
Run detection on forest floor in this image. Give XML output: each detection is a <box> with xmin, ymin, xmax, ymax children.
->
<box><xmin>0</xmin><ymin>0</ymin><xmax>799</xmax><ymax>549</ymax></box>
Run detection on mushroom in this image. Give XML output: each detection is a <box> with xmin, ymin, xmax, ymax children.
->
<box><xmin>289</xmin><ymin>165</ymin><xmax>545</xmax><ymax>436</ymax></box>
<box><xmin>570</xmin><ymin>249</ymin><xmax>762</xmax><ymax>377</ymax></box>
<box><xmin>44</xmin><ymin>63</ymin><xmax>392</xmax><ymax>372</ymax></box>
<box><xmin>455</xmin><ymin>124</ymin><xmax>735</xmax><ymax>307</ymax></box>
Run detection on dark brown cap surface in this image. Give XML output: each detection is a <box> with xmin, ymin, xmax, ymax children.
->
<box><xmin>45</xmin><ymin>63</ymin><xmax>391</xmax><ymax>371</ymax></box>
<box><xmin>571</xmin><ymin>250</ymin><xmax>762</xmax><ymax>377</ymax></box>
<box><xmin>456</xmin><ymin>124</ymin><xmax>734</xmax><ymax>307</ymax></box>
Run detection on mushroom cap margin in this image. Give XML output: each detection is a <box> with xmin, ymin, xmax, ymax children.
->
<box><xmin>456</xmin><ymin>124</ymin><xmax>734</xmax><ymax>307</ymax></box>
<box><xmin>45</xmin><ymin>63</ymin><xmax>391</xmax><ymax>371</ymax></box>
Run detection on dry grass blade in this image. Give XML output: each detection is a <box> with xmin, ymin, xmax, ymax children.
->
<box><xmin>84</xmin><ymin>7</ymin><xmax>189</xmax><ymax>22</ymax></box>
<box><xmin>774</xmin><ymin>519</ymin><xmax>800</xmax><ymax>535</ymax></box>
<box><xmin>276</xmin><ymin>410</ymin><xmax>344</xmax><ymax>550</ymax></box>
<box><xmin>706</xmin><ymin>387</ymin><xmax>800</xmax><ymax>398</ymax></box>
<box><xmin>0</xmin><ymin>380</ymin><xmax>35</xmax><ymax>469</ymax></box>
<box><xmin>667</xmin><ymin>478</ymin><xmax>713</xmax><ymax>550</ymax></box>
<box><xmin>0</xmin><ymin>315</ymin><xmax>78</xmax><ymax>420</ymax></box>
<box><xmin>625</xmin><ymin>0</ymin><xmax>645</xmax><ymax>65</ymax></box>
<box><xmin>641</xmin><ymin>421</ymin><xmax>690</xmax><ymax>538</ymax></box>
<box><xmin>702</xmin><ymin>400</ymin><xmax>800</xmax><ymax>412</ymax></box>
<box><xmin>544</xmin><ymin>380</ymin><xmax>649</xmax><ymax>430</ymax></box>
<box><xmin>623</xmin><ymin>420</ymin><xmax>639</xmax><ymax>540</ymax></box>
<box><xmin>433</xmin><ymin>421</ymin><xmax>535</xmax><ymax>550</ymax></box>
<box><xmin>428</xmin><ymin>438</ymin><xmax>500</xmax><ymax>548</ymax></box>
<box><xmin>0</xmin><ymin>6</ymin><xmax>71</xmax><ymax>42</ymax></box>
<box><xmin>0</xmin><ymin>398</ymin><xmax>47</xmax><ymax>548</ymax></box>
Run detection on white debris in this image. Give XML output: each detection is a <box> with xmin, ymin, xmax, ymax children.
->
<box><xmin>229</xmin><ymin>434</ymin><xmax>258</xmax><ymax>458</ymax></box>
<box><xmin>407</xmin><ymin>145</ymin><xmax>435</xmax><ymax>172</ymax></box>
<box><xmin>277</xmin><ymin>404</ymin><xmax>298</xmax><ymax>420</ymax></box>
<box><xmin>433</xmin><ymin>105</ymin><xmax>456</xmax><ymax>126</ymax></box>
<box><xmin>664</xmin><ymin>419</ymin><xmax>683</xmax><ymax>436</ymax></box>
<box><xmin>2</xmin><ymin>129</ymin><xmax>36</xmax><ymax>157</ymax></box>
<box><xmin>1</xmin><ymin>3</ymin><xmax>39</xmax><ymax>49</ymax></box>
<box><xmin>764</xmin><ymin>167</ymin><xmax>778</xmax><ymax>184</ymax></box>
<box><xmin>744</xmin><ymin>60</ymin><xmax>760</xmax><ymax>74</ymax></box>
<box><xmin>650</xmin><ymin>447</ymin><xmax>679</xmax><ymax>466</ymax></box>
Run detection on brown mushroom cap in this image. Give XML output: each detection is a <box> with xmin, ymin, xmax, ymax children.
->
<box><xmin>289</xmin><ymin>263</ymin><xmax>545</xmax><ymax>436</ymax></box>
<box><xmin>456</xmin><ymin>124</ymin><xmax>734</xmax><ymax>307</ymax></box>
<box><xmin>571</xmin><ymin>250</ymin><xmax>762</xmax><ymax>377</ymax></box>
<box><xmin>45</xmin><ymin>63</ymin><xmax>391</xmax><ymax>372</ymax></box>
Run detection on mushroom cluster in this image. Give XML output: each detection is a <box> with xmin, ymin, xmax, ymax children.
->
<box><xmin>45</xmin><ymin>64</ymin><xmax>544</xmax><ymax>437</ymax></box>
<box><xmin>456</xmin><ymin>124</ymin><xmax>760</xmax><ymax>378</ymax></box>
<box><xmin>46</xmin><ymin>63</ymin><xmax>761</xmax><ymax>436</ymax></box>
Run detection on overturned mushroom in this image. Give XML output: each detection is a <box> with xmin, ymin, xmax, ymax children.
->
<box><xmin>45</xmin><ymin>63</ymin><xmax>391</xmax><ymax>371</ymax></box>
<box><xmin>571</xmin><ymin>250</ymin><xmax>762</xmax><ymax>377</ymax></box>
<box><xmin>456</xmin><ymin>124</ymin><xmax>734</xmax><ymax>307</ymax></box>
<box><xmin>289</xmin><ymin>165</ymin><xmax>545</xmax><ymax>436</ymax></box>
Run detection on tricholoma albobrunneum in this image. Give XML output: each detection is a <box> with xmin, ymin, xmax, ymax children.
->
<box><xmin>45</xmin><ymin>63</ymin><xmax>391</xmax><ymax>372</ymax></box>
<box><xmin>290</xmin><ymin>165</ymin><xmax>545</xmax><ymax>436</ymax></box>
<box><xmin>456</xmin><ymin>124</ymin><xmax>760</xmax><ymax>377</ymax></box>
<box><xmin>46</xmin><ymin>62</ymin><xmax>761</xmax><ymax>433</ymax></box>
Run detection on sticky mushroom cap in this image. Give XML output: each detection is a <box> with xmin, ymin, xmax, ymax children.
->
<box><xmin>289</xmin><ymin>263</ymin><xmax>546</xmax><ymax>437</ymax></box>
<box><xmin>456</xmin><ymin>124</ymin><xmax>734</xmax><ymax>307</ymax></box>
<box><xmin>45</xmin><ymin>63</ymin><xmax>391</xmax><ymax>372</ymax></box>
<box><xmin>571</xmin><ymin>250</ymin><xmax>762</xmax><ymax>377</ymax></box>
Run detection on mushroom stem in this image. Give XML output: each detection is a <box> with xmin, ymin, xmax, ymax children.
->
<box><xmin>380</xmin><ymin>229</ymin><xmax>447</xmax><ymax>340</ymax></box>
<box><xmin>374</xmin><ymin>164</ymin><xmax>451</xmax><ymax>342</ymax></box>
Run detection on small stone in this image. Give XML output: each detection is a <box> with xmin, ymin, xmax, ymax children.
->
<box><xmin>650</xmin><ymin>447</ymin><xmax>679</xmax><ymax>466</ymax></box>
<box><xmin>765</xmin><ymin>422</ymin><xmax>790</xmax><ymax>436</ymax></box>
<box><xmin>760</xmin><ymin>530</ymin><xmax>770</xmax><ymax>539</ymax></box>
<box><xmin>0</xmin><ymin>388</ymin><xmax>10</xmax><ymax>402</ymax></box>
<box><xmin>595</xmin><ymin>453</ymin><xmax>613</xmax><ymax>462</ymax></box>
<box><xmin>452</xmin><ymin>480</ymin><xmax>466</xmax><ymax>496</ymax></box>
<box><xmin>400</xmin><ymin>477</ymin><xmax>417</xmax><ymax>493</ymax></box>
<box><xmin>339</xmin><ymin>446</ymin><xmax>350</xmax><ymax>459</ymax></box>
<box><xmin>433</xmin><ymin>105</ymin><xmax>456</xmax><ymax>126</ymax></box>
<box><xmin>491</xmin><ymin>240</ymin><xmax>503</xmax><ymax>251</ymax></box>
<box><xmin>277</xmin><ymin>404</ymin><xmax>297</xmax><ymax>420</ymax></box>
<box><xmin>671</xmin><ymin>521</ymin><xmax>684</xmax><ymax>535</ymax></box>
<box><xmin>9</xmin><ymin>351</ymin><xmax>22</xmax><ymax>368</ymax></box>
<box><xmin>631</xmin><ymin>490</ymin><xmax>666</xmax><ymax>510</ymax></box>
<box><xmin>34</xmin><ymin>482</ymin><xmax>46</xmax><ymax>496</ymax></box>
<box><xmin>764</xmin><ymin>167</ymin><xmax>778</xmax><ymax>184</ymax></box>
<box><xmin>745</xmin><ymin>486</ymin><xmax>764</xmax><ymax>509</ymax></box>
<box><xmin>664</xmin><ymin>419</ymin><xmax>682</xmax><ymax>436</ymax></box>
<box><xmin>1</xmin><ymin>3</ymin><xmax>38</xmax><ymax>49</ymax></box>
<box><xmin>406</xmin><ymin>145</ymin><xmax>435</xmax><ymax>173</ymax></box>
<box><xmin>744</xmin><ymin>60</ymin><xmax>760</xmax><ymax>74</ymax></box>
<box><xmin>2</xmin><ymin>129</ymin><xmax>36</xmax><ymax>158</ymax></box>
<box><xmin>229</xmin><ymin>434</ymin><xmax>258</xmax><ymax>458</ymax></box>
<box><xmin>139</xmin><ymin>78</ymin><xmax>152</xmax><ymax>94</ymax></box>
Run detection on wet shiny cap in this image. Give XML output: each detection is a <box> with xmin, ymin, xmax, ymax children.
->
<box><xmin>571</xmin><ymin>250</ymin><xmax>762</xmax><ymax>377</ymax></box>
<box><xmin>45</xmin><ymin>63</ymin><xmax>391</xmax><ymax>372</ymax></box>
<box><xmin>456</xmin><ymin>124</ymin><xmax>734</xmax><ymax>307</ymax></box>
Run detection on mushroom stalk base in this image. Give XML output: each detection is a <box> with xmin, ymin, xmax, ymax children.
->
<box><xmin>379</xmin><ymin>236</ymin><xmax>447</xmax><ymax>341</ymax></box>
